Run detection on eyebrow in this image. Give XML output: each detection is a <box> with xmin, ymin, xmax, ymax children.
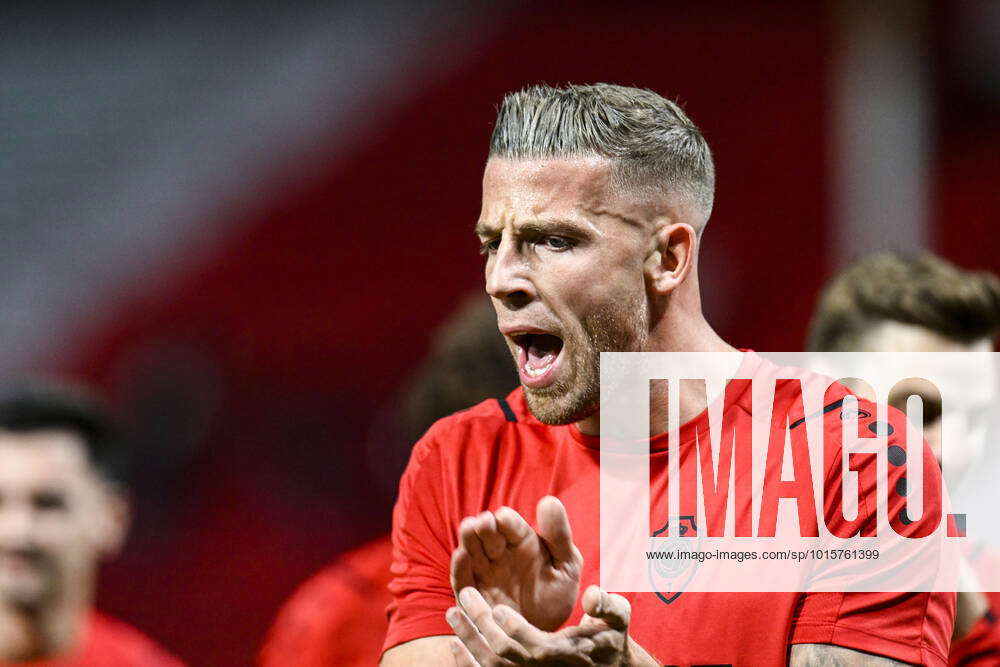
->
<box><xmin>474</xmin><ymin>218</ymin><xmax>594</xmax><ymax>239</ymax></box>
<box><xmin>474</xmin><ymin>220</ymin><xmax>498</xmax><ymax>238</ymax></box>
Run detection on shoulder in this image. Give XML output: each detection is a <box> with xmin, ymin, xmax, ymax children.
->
<box><xmin>399</xmin><ymin>388</ymin><xmax>549</xmax><ymax>502</ymax></box>
<box><xmin>412</xmin><ymin>388</ymin><xmax>536</xmax><ymax>458</ymax></box>
<box><xmin>260</xmin><ymin>538</ymin><xmax>392</xmax><ymax>666</ymax></box>
<box><xmin>757</xmin><ymin>357</ymin><xmax>906</xmax><ymax>437</ymax></box>
<box><xmin>89</xmin><ymin>613</ymin><xmax>186</xmax><ymax>666</ymax></box>
<box><xmin>277</xmin><ymin>536</ymin><xmax>393</xmax><ymax>614</ymax></box>
<box><xmin>815</xmin><ymin>383</ymin><xmax>911</xmax><ymax>444</ymax></box>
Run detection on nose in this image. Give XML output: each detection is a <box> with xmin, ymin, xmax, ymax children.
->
<box><xmin>0</xmin><ymin>503</ymin><xmax>35</xmax><ymax>548</ymax></box>
<box><xmin>485</xmin><ymin>236</ymin><xmax>535</xmax><ymax>308</ymax></box>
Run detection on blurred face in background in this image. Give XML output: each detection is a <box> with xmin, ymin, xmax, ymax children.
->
<box><xmin>860</xmin><ymin>321</ymin><xmax>996</xmax><ymax>488</ymax></box>
<box><xmin>478</xmin><ymin>157</ymin><xmax>651</xmax><ymax>425</ymax></box>
<box><xmin>0</xmin><ymin>430</ymin><xmax>125</xmax><ymax>610</ymax></box>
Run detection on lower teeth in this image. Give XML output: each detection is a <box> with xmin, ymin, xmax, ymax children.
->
<box><xmin>525</xmin><ymin>364</ymin><xmax>549</xmax><ymax>377</ymax></box>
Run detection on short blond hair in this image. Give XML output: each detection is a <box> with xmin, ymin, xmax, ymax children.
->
<box><xmin>490</xmin><ymin>83</ymin><xmax>715</xmax><ymax>218</ymax></box>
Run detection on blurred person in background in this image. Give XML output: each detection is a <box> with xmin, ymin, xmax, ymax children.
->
<box><xmin>0</xmin><ymin>382</ymin><xmax>183</xmax><ymax>666</ymax></box>
<box><xmin>807</xmin><ymin>251</ymin><xmax>1000</xmax><ymax>666</ymax></box>
<box><xmin>258</xmin><ymin>293</ymin><xmax>516</xmax><ymax>666</ymax></box>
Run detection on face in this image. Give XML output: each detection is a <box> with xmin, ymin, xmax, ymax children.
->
<box><xmin>859</xmin><ymin>321</ymin><xmax>996</xmax><ymax>487</ymax></box>
<box><xmin>0</xmin><ymin>430</ymin><xmax>124</xmax><ymax>609</ymax></box>
<box><xmin>477</xmin><ymin>157</ymin><xmax>658</xmax><ymax>424</ymax></box>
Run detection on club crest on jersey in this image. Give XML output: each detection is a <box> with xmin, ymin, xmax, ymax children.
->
<box><xmin>648</xmin><ymin>515</ymin><xmax>699</xmax><ymax>605</ymax></box>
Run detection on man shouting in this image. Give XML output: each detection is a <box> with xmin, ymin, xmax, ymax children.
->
<box><xmin>380</xmin><ymin>84</ymin><xmax>954</xmax><ymax>666</ymax></box>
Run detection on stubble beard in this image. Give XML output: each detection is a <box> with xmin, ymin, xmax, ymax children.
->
<box><xmin>522</xmin><ymin>296</ymin><xmax>648</xmax><ymax>425</ymax></box>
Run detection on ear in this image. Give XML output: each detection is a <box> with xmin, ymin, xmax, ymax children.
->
<box><xmin>95</xmin><ymin>485</ymin><xmax>131</xmax><ymax>558</ymax></box>
<box><xmin>645</xmin><ymin>222</ymin><xmax>697</xmax><ymax>294</ymax></box>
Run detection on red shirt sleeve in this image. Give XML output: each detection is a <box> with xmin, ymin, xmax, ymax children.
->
<box><xmin>381</xmin><ymin>421</ymin><xmax>456</xmax><ymax>655</ymax></box>
<box><xmin>259</xmin><ymin>537</ymin><xmax>393</xmax><ymax>667</ymax></box>
<box><xmin>949</xmin><ymin>604</ymin><xmax>1000</xmax><ymax>666</ymax></box>
<box><xmin>790</xmin><ymin>399</ymin><xmax>955</xmax><ymax>666</ymax></box>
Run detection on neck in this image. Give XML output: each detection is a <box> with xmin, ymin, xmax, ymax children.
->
<box><xmin>0</xmin><ymin>594</ymin><xmax>88</xmax><ymax>661</ymax></box>
<box><xmin>575</xmin><ymin>301</ymin><xmax>739</xmax><ymax>437</ymax></box>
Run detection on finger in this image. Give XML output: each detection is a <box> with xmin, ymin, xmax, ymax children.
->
<box><xmin>559</xmin><ymin>621</ymin><xmax>625</xmax><ymax>665</ymax></box>
<box><xmin>459</xmin><ymin>516</ymin><xmax>491</xmax><ymax>576</ymax></box>
<box><xmin>536</xmin><ymin>496</ymin><xmax>577</xmax><ymax>564</ymax></box>
<box><xmin>447</xmin><ymin>606</ymin><xmax>500</xmax><ymax>666</ymax></box>
<box><xmin>473</xmin><ymin>511</ymin><xmax>507</xmax><ymax>560</ymax></box>
<box><xmin>459</xmin><ymin>588</ymin><xmax>531</xmax><ymax>662</ymax></box>
<box><xmin>561</xmin><ymin>620</ymin><xmax>610</xmax><ymax>639</ymax></box>
<box><xmin>492</xmin><ymin>604</ymin><xmax>582</xmax><ymax>650</ymax></box>
<box><xmin>449</xmin><ymin>637</ymin><xmax>480</xmax><ymax>667</ymax></box>
<box><xmin>584</xmin><ymin>628</ymin><xmax>623</xmax><ymax>653</ymax></box>
<box><xmin>581</xmin><ymin>586</ymin><xmax>630</xmax><ymax>631</ymax></box>
<box><xmin>567</xmin><ymin>628</ymin><xmax>623</xmax><ymax>666</ymax></box>
<box><xmin>494</xmin><ymin>506</ymin><xmax>532</xmax><ymax>547</ymax></box>
<box><xmin>494</xmin><ymin>605</ymin><xmax>596</xmax><ymax>664</ymax></box>
<box><xmin>491</xmin><ymin>604</ymin><xmax>549</xmax><ymax>647</ymax></box>
<box><xmin>451</xmin><ymin>547</ymin><xmax>474</xmax><ymax>595</ymax></box>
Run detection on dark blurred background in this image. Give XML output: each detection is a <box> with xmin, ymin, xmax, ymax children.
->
<box><xmin>2</xmin><ymin>1</ymin><xmax>999</xmax><ymax>663</ymax></box>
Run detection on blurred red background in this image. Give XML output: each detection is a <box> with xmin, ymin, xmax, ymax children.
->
<box><xmin>3</xmin><ymin>1</ymin><xmax>995</xmax><ymax>663</ymax></box>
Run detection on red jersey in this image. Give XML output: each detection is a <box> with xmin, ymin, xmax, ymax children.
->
<box><xmin>259</xmin><ymin>536</ymin><xmax>393</xmax><ymax>667</ymax></box>
<box><xmin>0</xmin><ymin>612</ymin><xmax>184</xmax><ymax>667</ymax></box>
<box><xmin>949</xmin><ymin>545</ymin><xmax>1000</xmax><ymax>666</ymax></box>
<box><xmin>385</xmin><ymin>354</ymin><xmax>955</xmax><ymax>666</ymax></box>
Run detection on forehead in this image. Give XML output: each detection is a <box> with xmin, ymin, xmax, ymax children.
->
<box><xmin>478</xmin><ymin>157</ymin><xmax>674</xmax><ymax>237</ymax></box>
<box><xmin>481</xmin><ymin>156</ymin><xmax>614</xmax><ymax>214</ymax></box>
<box><xmin>0</xmin><ymin>430</ymin><xmax>93</xmax><ymax>488</ymax></box>
<box><xmin>862</xmin><ymin>321</ymin><xmax>989</xmax><ymax>353</ymax></box>
<box><xmin>861</xmin><ymin>321</ymin><xmax>998</xmax><ymax>406</ymax></box>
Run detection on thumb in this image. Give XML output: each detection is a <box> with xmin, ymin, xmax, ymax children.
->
<box><xmin>536</xmin><ymin>496</ymin><xmax>578</xmax><ymax>564</ymax></box>
<box><xmin>582</xmin><ymin>585</ymin><xmax>630</xmax><ymax>631</ymax></box>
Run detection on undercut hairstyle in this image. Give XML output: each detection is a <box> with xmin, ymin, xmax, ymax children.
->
<box><xmin>807</xmin><ymin>252</ymin><xmax>1000</xmax><ymax>351</ymax></box>
<box><xmin>0</xmin><ymin>380</ymin><xmax>126</xmax><ymax>486</ymax></box>
<box><xmin>490</xmin><ymin>83</ymin><xmax>716</xmax><ymax>220</ymax></box>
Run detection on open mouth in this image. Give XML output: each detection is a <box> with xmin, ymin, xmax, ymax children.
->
<box><xmin>511</xmin><ymin>332</ymin><xmax>565</xmax><ymax>388</ymax></box>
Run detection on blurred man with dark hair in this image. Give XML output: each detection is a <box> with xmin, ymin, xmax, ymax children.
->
<box><xmin>807</xmin><ymin>252</ymin><xmax>1000</xmax><ymax>355</ymax></box>
<box><xmin>0</xmin><ymin>381</ymin><xmax>183</xmax><ymax>666</ymax></box>
<box><xmin>808</xmin><ymin>251</ymin><xmax>1000</xmax><ymax>666</ymax></box>
<box><xmin>808</xmin><ymin>252</ymin><xmax>1000</xmax><ymax>491</ymax></box>
<box><xmin>259</xmin><ymin>294</ymin><xmax>517</xmax><ymax>666</ymax></box>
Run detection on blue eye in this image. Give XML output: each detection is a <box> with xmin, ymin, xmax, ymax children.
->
<box><xmin>542</xmin><ymin>236</ymin><xmax>571</xmax><ymax>250</ymax></box>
